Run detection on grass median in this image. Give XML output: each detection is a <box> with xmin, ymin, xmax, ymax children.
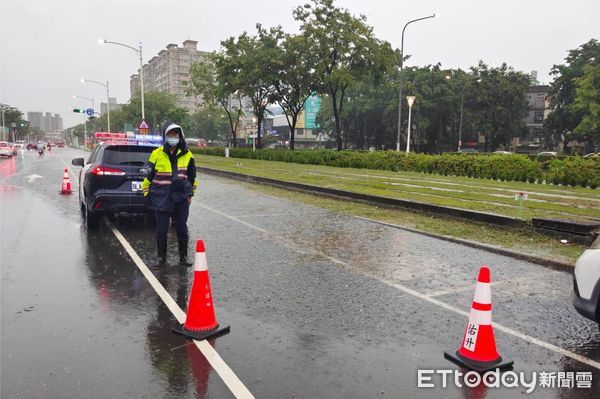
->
<box><xmin>195</xmin><ymin>154</ymin><xmax>597</xmax><ymax>264</ymax></box>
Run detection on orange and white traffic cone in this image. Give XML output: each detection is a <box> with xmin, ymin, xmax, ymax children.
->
<box><xmin>59</xmin><ymin>168</ymin><xmax>72</xmax><ymax>195</ymax></box>
<box><xmin>444</xmin><ymin>266</ymin><xmax>513</xmax><ymax>372</ymax></box>
<box><xmin>172</xmin><ymin>240</ymin><xmax>230</xmax><ymax>340</ymax></box>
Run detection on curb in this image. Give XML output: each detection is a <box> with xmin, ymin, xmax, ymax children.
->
<box><xmin>198</xmin><ymin>166</ymin><xmax>575</xmax><ymax>270</ymax></box>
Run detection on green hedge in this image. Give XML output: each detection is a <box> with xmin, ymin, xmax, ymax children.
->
<box><xmin>191</xmin><ymin>148</ymin><xmax>600</xmax><ymax>188</ymax></box>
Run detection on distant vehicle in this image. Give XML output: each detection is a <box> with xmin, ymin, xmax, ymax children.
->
<box><xmin>583</xmin><ymin>152</ymin><xmax>599</xmax><ymax>158</ymax></box>
<box><xmin>457</xmin><ymin>148</ymin><xmax>479</xmax><ymax>154</ymax></box>
<box><xmin>536</xmin><ymin>151</ymin><xmax>558</xmax><ymax>157</ymax></box>
<box><xmin>56</xmin><ymin>141</ymin><xmax>65</xmax><ymax>148</ymax></box>
<box><xmin>26</xmin><ymin>142</ymin><xmax>38</xmax><ymax>150</ymax></box>
<box><xmin>9</xmin><ymin>142</ymin><xmax>17</xmax><ymax>155</ymax></box>
<box><xmin>573</xmin><ymin>235</ymin><xmax>600</xmax><ymax>328</ymax></box>
<box><xmin>0</xmin><ymin>141</ymin><xmax>13</xmax><ymax>157</ymax></box>
<box><xmin>14</xmin><ymin>143</ymin><xmax>24</xmax><ymax>152</ymax></box>
<box><xmin>493</xmin><ymin>150</ymin><xmax>512</xmax><ymax>155</ymax></box>
<box><xmin>184</xmin><ymin>137</ymin><xmax>208</xmax><ymax>148</ymax></box>
<box><xmin>71</xmin><ymin>133</ymin><xmax>161</xmax><ymax>229</ymax></box>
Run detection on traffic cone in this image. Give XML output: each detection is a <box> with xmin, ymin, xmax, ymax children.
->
<box><xmin>444</xmin><ymin>266</ymin><xmax>513</xmax><ymax>372</ymax></box>
<box><xmin>172</xmin><ymin>240</ymin><xmax>230</xmax><ymax>340</ymax></box>
<box><xmin>59</xmin><ymin>168</ymin><xmax>72</xmax><ymax>195</ymax></box>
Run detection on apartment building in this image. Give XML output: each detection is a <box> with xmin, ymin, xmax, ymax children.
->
<box><xmin>130</xmin><ymin>40</ymin><xmax>208</xmax><ymax>113</ymax></box>
<box><xmin>27</xmin><ymin>111</ymin><xmax>63</xmax><ymax>133</ymax></box>
<box><xmin>512</xmin><ymin>85</ymin><xmax>552</xmax><ymax>153</ymax></box>
<box><xmin>100</xmin><ymin>98</ymin><xmax>122</xmax><ymax>115</ymax></box>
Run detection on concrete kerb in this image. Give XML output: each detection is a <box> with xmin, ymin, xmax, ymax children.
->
<box><xmin>197</xmin><ymin>166</ymin><xmax>574</xmax><ymax>270</ymax></box>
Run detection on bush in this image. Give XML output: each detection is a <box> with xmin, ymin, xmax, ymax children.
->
<box><xmin>191</xmin><ymin>148</ymin><xmax>599</xmax><ymax>188</ymax></box>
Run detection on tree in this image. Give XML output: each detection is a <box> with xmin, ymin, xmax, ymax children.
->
<box><xmin>271</xmin><ymin>32</ymin><xmax>319</xmax><ymax>150</ymax></box>
<box><xmin>545</xmin><ymin>39</ymin><xmax>600</xmax><ymax>152</ymax></box>
<box><xmin>469</xmin><ymin>62</ymin><xmax>530</xmax><ymax>152</ymax></box>
<box><xmin>573</xmin><ymin>64</ymin><xmax>600</xmax><ymax>152</ymax></box>
<box><xmin>294</xmin><ymin>0</ymin><xmax>394</xmax><ymax>150</ymax></box>
<box><xmin>188</xmin><ymin>106</ymin><xmax>229</xmax><ymax>144</ymax></box>
<box><xmin>401</xmin><ymin>65</ymin><xmax>459</xmax><ymax>153</ymax></box>
<box><xmin>0</xmin><ymin>104</ymin><xmax>29</xmax><ymax>141</ymax></box>
<box><xmin>186</xmin><ymin>56</ymin><xmax>244</xmax><ymax>147</ymax></box>
<box><xmin>219</xmin><ymin>25</ymin><xmax>282</xmax><ymax>149</ymax></box>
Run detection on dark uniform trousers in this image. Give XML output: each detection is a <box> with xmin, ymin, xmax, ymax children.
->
<box><xmin>155</xmin><ymin>199</ymin><xmax>190</xmax><ymax>257</ymax></box>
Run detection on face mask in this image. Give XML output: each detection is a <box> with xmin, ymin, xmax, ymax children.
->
<box><xmin>166</xmin><ymin>137</ymin><xmax>179</xmax><ymax>146</ymax></box>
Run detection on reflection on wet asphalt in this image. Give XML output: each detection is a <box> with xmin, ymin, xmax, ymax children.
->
<box><xmin>1</xmin><ymin>149</ymin><xmax>599</xmax><ymax>398</ymax></box>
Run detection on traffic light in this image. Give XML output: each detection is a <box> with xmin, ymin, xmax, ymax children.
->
<box><xmin>73</xmin><ymin>108</ymin><xmax>85</xmax><ymax>113</ymax></box>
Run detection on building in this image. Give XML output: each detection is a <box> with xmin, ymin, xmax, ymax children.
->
<box><xmin>27</xmin><ymin>111</ymin><xmax>63</xmax><ymax>133</ymax></box>
<box><xmin>130</xmin><ymin>40</ymin><xmax>208</xmax><ymax>113</ymax></box>
<box><xmin>100</xmin><ymin>98</ymin><xmax>121</xmax><ymax>115</ymax></box>
<box><xmin>27</xmin><ymin>112</ymin><xmax>43</xmax><ymax>130</ymax></box>
<box><xmin>513</xmin><ymin>85</ymin><xmax>552</xmax><ymax>153</ymax></box>
<box><xmin>524</xmin><ymin>85</ymin><xmax>551</xmax><ymax>136</ymax></box>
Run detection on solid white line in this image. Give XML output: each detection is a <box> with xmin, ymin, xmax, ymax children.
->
<box><xmin>426</xmin><ymin>278</ymin><xmax>528</xmax><ymax>298</ymax></box>
<box><xmin>107</xmin><ymin>221</ymin><xmax>255</xmax><ymax>399</ymax></box>
<box><xmin>198</xmin><ymin>203</ymin><xmax>600</xmax><ymax>370</ymax></box>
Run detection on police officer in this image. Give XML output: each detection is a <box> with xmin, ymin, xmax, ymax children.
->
<box><xmin>142</xmin><ymin>122</ymin><xmax>197</xmax><ymax>267</ymax></box>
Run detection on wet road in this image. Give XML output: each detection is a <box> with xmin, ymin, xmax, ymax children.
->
<box><xmin>1</xmin><ymin>147</ymin><xmax>599</xmax><ymax>398</ymax></box>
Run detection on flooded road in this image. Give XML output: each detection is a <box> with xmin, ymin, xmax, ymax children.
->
<box><xmin>1</xmin><ymin>148</ymin><xmax>599</xmax><ymax>398</ymax></box>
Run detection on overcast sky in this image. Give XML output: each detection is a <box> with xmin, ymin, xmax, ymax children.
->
<box><xmin>1</xmin><ymin>0</ymin><xmax>598</xmax><ymax>129</ymax></box>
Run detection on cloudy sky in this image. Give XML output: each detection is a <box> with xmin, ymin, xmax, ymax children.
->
<box><xmin>1</xmin><ymin>0</ymin><xmax>598</xmax><ymax>129</ymax></box>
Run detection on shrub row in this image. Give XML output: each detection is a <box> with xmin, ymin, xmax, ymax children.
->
<box><xmin>191</xmin><ymin>148</ymin><xmax>600</xmax><ymax>188</ymax></box>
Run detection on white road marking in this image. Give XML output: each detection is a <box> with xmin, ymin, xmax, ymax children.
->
<box><xmin>198</xmin><ymin>203</ymin><xmax>600</xmax><ymax>370</ymax></box>
<box><xmin>107</xmin><ymin>221</ymin><xmax>255</xmax><ymax>399</ymax></box>
<box><xmin>24</xmin><ymin>174</ymin><xmax>43</xmax><ymax>182</ymax></box>
<box><xmin>426</xmin><ymin>278</ymin><xmax>529</xmax><ymax>298</ymax></box>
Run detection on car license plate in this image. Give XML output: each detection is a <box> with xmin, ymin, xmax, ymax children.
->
<box><xmin>131</xmin><ymin>181</ymin><xmax>142</xmax><ymax>192</ymax></box>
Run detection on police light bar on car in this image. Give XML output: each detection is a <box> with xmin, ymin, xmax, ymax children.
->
<box><xmin>93</xmin><ymin>132</ymin><xmax>162</xmax><ymax>147</ymax></box>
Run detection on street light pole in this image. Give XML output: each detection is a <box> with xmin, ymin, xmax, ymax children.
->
<box><xmin>396</xmin><ymin>14</ymin><xmax>436</xmax><ymax>152</ymax></box>
<box><xmin>405</xmin><ymin>96</ymin><xmax>416</xmax><ymax>153</ymax></box>
<box><xmin>458</xmin><ymin>86</ymin><xmax>465</xmax><ymax>152</ymax></box>
<box><xmin>82</xmin><ymin>78</ymin><xmax>110</xmax><ymax>133</ymax></box>
<box><xmin>101</xmin><ymin>39</ymin><xmax>145</xmax><ymax>121</ymax></box>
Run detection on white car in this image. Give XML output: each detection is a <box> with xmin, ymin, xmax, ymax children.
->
<box><xmin>0</xmin><ymin>141</ymin><xmax>13</xmax><ymax>157</ymax></box>
<box><xmin>573</xmin><ymin>235</ymin><xmax>600</xmax><ymax>328</ymax></box>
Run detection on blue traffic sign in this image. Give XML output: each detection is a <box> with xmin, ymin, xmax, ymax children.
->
<box><xmin>85</xmin><ymin>108</ymin><xmax>94</xmax><ymax>116</ymax></box>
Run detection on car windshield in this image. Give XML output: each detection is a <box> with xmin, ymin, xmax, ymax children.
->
<box><xmin>103</xmin><ymin>145</ymin><xmax>154</xmax><ymax>166</ymax></box>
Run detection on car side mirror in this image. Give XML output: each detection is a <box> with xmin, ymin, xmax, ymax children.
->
<box><xmin>72</xmin><ymin>158</ymin><xmax>84</xmax><ymax>167</ymax></box>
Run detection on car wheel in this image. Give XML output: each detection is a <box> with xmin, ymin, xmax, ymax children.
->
<box><xmin>85</xmin><ymin>206</ymin><xmax>100</xmax><ymax>229</ymax></box>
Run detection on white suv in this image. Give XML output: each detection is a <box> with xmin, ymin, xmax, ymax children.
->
<box><xmin>573</xmin><ymin>235</ymin><xmax>600</xmax><ymax>328</ymax></box>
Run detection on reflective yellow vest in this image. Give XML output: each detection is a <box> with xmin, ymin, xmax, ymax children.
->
<box><xmin>142</xmin><ymin>147</ymin><xmax>197</xmax><ymax>209</ymax></box>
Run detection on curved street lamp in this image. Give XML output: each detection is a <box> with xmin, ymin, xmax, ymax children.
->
<box><xmin>81</xmin><ymin>78</ymin><xmax>110</xmax><ymax>133</ymax></box>
<box><xmin>99</xmin><ymin>39</ymin><xmax>145</xmax><ymax>122</ymax></box>
<box><xmin>396</xmin><ymin>13</ymin><xmax>436</xmax><ymax>152</ymax></box>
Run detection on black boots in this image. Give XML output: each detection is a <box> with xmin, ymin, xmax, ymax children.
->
<box><xmin>178</xmin><ymin>238</ymin><xmax>193</xmax><ymax>267</ymax></box>
<box><xmin>154</xmin><ymin>240</ymin><xmax>167</xmax><ymax>267</ymax></box>
<box><xmin>154</xmin><ymin>239</ymin><xmax>192</xmax><ymax>267</ymax></box>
